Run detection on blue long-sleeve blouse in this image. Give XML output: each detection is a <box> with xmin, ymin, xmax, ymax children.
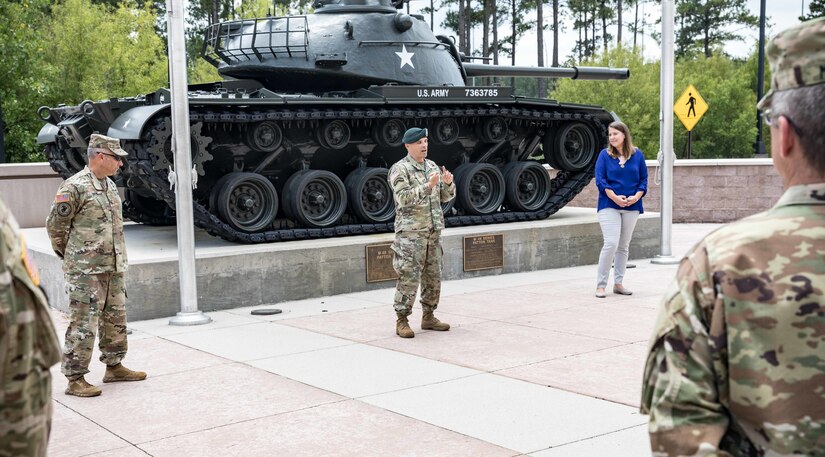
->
<box><xmin>594</xmin><ymin>148</ymin><xmax>648</xmax><ymax>213</ymax></box>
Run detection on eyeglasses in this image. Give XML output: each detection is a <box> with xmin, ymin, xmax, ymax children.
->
<box><xmin>761</xmin><ymin>109</ymin><xmax>803</xmax><ymax>137</ymax></box>
<box><xmin>91</xmin><ymin>148</ymin><xmax>122</xmax><ymax>161</ymax></box>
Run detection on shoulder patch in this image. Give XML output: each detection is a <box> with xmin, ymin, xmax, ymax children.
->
<box><xmin>389</xmin><ymin>169</ymin><xmax>400</xmax><ymax>182</ymax></box>
<box><xmin>56</xmin><ymin>202</ymin><xmax>72</xmax><ymax>217</ymax></box>
<box><xmin>55</xmin><ymin>192</ymin><xmax>70</xmax><ymax>203</ymax></box>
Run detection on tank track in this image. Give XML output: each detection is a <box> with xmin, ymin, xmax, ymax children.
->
<box><xmin>122</xmin><ymin>105</ymin><xmax>603</xmax><ymax>243</ymax></box>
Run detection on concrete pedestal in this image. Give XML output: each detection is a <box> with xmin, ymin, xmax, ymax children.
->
<box><xmin>24</xmin><ymin>207</ymin><xmax>659</xmax><ymax>321</ymax></box>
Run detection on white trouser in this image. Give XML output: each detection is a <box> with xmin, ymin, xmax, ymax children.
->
<box><xmin>596</xmin><ymin>208</ymin><xmax>640</xmax><ymax>289</ymax></box>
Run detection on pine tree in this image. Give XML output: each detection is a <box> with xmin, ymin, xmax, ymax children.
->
<box><xmin>801</xmin><ymin>0</ymin><xmax>825</xmax><ymax>21</ymax></box>
<box><xmin>675</xmin><ymin>0</ymin><xmax>758</xmax><ymax>58</ymax></box>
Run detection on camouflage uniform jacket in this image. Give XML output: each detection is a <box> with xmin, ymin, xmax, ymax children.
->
<box><xmin>46</xmin><ymin>167</ymin><xmax>127</xmax><ymax>274</ymax></box>
<box><xmin>641</xmin><ymin>183</ymin><xmax>825</xmax><ymax>456</ymax></box>
<box><xmin>389</xmin><ymin>155</ymin><xmax>456</xmax><ymax>232</ymax></box>
<box><xmin>0</xmin><ymin>197</ymin><xmax>61</xmax><ymax>451</ymax></box>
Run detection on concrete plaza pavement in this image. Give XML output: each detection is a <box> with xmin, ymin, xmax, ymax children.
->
<box><xmin>45</xmin><ymin>223</ymin><xmax>719</xmax><ymax>457</ymax></box>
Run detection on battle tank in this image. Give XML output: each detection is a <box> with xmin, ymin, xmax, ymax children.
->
<box><xmin>37</xmin><ymin>0</ymin><xmax>629</xmax><ymax>243</ymax></box>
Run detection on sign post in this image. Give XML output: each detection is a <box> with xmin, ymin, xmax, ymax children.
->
<box><xmin>674</xmin><ymin>84</ymin><xmax>709</xmax><ymax>159</ymax></box>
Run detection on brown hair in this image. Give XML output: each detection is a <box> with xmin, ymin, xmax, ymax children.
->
<box><xmin>607</xmin><ymin>121</ymin><xmax>636</xmax><ymax>160</ymax></box>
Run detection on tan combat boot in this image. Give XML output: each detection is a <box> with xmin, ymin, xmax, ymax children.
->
<box><xmin>103</xmin><ymin>364</ymin><xmax>147</xmax><ymax>383</ymax></box>
<box><xmin>396</xmin><ymin>314</ymin><xmax>415</xmax><ymax>338</ymax></box>
<box><xmin>66</xmin><ymin>377</ymin><xmax>102</xmax><ymax>397</ymax></box>
<box><xmin>421</xmin><ymin>310</ymin><xmax>450</xmax><ymax>331</ymax></box>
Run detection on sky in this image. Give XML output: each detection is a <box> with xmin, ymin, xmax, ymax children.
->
<box><xmin>412</xmin><ymin>0</ymin><xmax>809</xmax><ymax>66</ymax></box>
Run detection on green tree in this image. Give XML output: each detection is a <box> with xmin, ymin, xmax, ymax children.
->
<box><xmin>673</xmin><ymin>54</ymin><xmax>756</xmax><ymax>158</ymax></box>
<box><xmin>40</xmin><ymin>0</ymin><xmax>170</xmax><ymax>106</ymax></box>
<box><xmin>801</xmin><ymin>0</ymin><xmax>825</xmax><ymax>20</ymax></box>
<box><xmin>549</xmin><ymin>46</ymin><xmax>759</xmax><ymax>160</ymax></box>
<box><xmin>550</xmin><ymin>47</ymin><xmax>661</xmax><ymax>158</ymax></box>
<box><xmin>0</xmin><ymin>0</ymin><xmax>52</xmax><ymax>162</ymax></box>
<box><xmin>674</xmin><ymin>0</ymin><xmax>757</xmax><ymax>58</ymax></box>
<box><xmin>569</xmin><ymin>0</ymin><xmax>611</xmax><ymax>60</ymax></box>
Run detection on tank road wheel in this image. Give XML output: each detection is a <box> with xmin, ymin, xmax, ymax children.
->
<box><xmin>453</xmin><ymin>163</ymin><xmax>505</xmax><ymax>215</ymax></box>
<box><xmin>345</xmin><ymin>168</ymin><xmax>395</xmax><ymax>223</ymax></box>
<box><xmin>247</xmin><ymin>121</ymin><xmax>283</xmax><ymax>153</ymax></box>
<box><xmin>502</xmin><ymin>161</ymin><xmax>552</xmax><ymax>211</ymax></box>
<box><xmin>282</xmin><ymin>170</ymin><xmax>347</xmax><ymax>228</ymax></box>
<box><xmin>372</xmin><ymin>119</ymin><xmax>406</xmax><ymax>148</ymax></box>
<box><xmin>476</xmin><ymin>116</ymin><xmax>508</xmax><ymax>143</ymax></box>
<box><xmin>546</xmin><ymin>122</ymin><xmax>598</xmax><ymax>171</ymax></box>
<box><xmin>213</xmin><ymin>172</ymin><xmax>279</xmax><ymax>233</ymax></box>
<box><xmin>316</xmin><ymin>120</ymin><xmax>351</xmax><ymax>150</ymax></box>
<box><xmin>431</xmin><ymin>118</ymin><xmax>460</xmax><ymax>145</ymax></box>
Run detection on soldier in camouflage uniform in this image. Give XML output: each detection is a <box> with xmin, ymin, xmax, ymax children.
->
<box><xmin>388</xmin><ymin>127</ymin><xmax>456</xmax><ymax>338</ymax></box>
<box><xmin>46</xmin><ymin>133</ymin><xmax>147</xmax><ymax>398</ymax></box>
<box><xmin>0</xmin><ymin>197</ymin><xmax>61</xmax><ymax>457</ymax></box>
<box><xmin>641</xmin><ymin>18</ymin><xmax>825</xmax><ymax>456</ymax></box>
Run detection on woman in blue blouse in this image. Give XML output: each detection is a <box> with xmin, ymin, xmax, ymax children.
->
<box><xmin>594</xmin><ymin>121</ymin><xmax>648</xmax><ymax>298</ymax></box>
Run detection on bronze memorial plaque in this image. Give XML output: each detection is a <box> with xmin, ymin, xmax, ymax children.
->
<box><xmin>365</xmin><ymin>243</ymin><xmax>399</xmax><ymax>283</ymax></box>
<box><xmin>463</xmin><ymin>234</ymin><xmax>504</xmax><ymax>271</ymax></box>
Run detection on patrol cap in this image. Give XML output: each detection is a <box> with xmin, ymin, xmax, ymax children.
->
<box><xmin>758</xmin><ymin>17</ymin><xmax>825</xmax><ymax>110</ymax></box>
<box><xmin>88</xmin><ymin>133</ymin><xmax>128</xmax><ymax>157</ymax></box>
<box><xmin>402</xmin><ymin>127</ymin><xmax>428</xmax><ymax>144</ymax></box>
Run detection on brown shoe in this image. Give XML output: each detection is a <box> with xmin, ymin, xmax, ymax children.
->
<box><xmin>396</xmin><ymin>314</ymin><xmax>415</xmax><ymax>338</ymax></box>
<box><xmin>421</xmin><ymin>310</ymin><xmax>450</xmax><ymax>331</ymax></box>
<box><xmin>103</xmin><ymin>364</ymin><xmax>147</xmax><ymax>383</ymax></box>
<box><xmin>66</xmin><ymin>377</ymin><xmax>102</xmax><ymax>397</ymax></box>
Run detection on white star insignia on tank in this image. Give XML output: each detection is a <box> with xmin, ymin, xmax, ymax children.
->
<box><xmin>395</xmin><ymin>44</ymin><xmax>415</xmax><ymax>69</ymax></box>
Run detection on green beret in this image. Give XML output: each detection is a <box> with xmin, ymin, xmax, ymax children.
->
<box><xmin>402</xmin><ymin>127</ymin><xmax>428</xmax><ymax>144</ymax></box>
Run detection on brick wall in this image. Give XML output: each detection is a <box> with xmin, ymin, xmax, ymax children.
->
<box><xmin>562</xmin><ymin>158</ymin><xmax>785</xmax><ymax>222</ymax></box>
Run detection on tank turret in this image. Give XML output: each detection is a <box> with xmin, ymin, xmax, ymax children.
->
<box><xmin>37</xmin><ymin>0</ymin><xmax>630</xmax><ymax>243</ymax></box>
<box><xmin>202</xmin><ymin>0</ymin><xmax>628</xmax><ymax>91</ymax></box>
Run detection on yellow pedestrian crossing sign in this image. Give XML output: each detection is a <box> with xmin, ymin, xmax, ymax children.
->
<box><xmin>674</xmin><ymin>84</ymin><xmax>708</xmax><ymax>131</ymax></box>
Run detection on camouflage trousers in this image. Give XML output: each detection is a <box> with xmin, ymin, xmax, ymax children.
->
<box><xmin>391</xmin><ymin>230</ymin><xmax>442</xmax><ymax>316</ymax></box>
<box><xmin>61</xmin><ymin>272</ymin><xmax>128</xmax><ymax>380</ymax></box>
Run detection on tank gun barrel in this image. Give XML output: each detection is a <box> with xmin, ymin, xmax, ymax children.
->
<box><xmin>463</xmin><ymin>64</ymin><xmax>630</xmax><ymax>80</ymax></box>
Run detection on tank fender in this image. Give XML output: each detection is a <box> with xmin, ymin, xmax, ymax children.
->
<box><xmin>107</xmin><ymin>104</ymin><xmax>171</xmax><ymax>140</ymax></box>
<box><xmin>36</xmin><ymin>123</ymin><xmax>60</xmax><ymax>144</ymax></box>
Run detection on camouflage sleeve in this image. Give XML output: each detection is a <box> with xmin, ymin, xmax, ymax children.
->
<box><xmin>45</xmin><ymin>181</ymin><xmax>79</xmax><ymax>258</ymax></box>
<box><xmin>388</xmin><ymin>163</ymin><xmax>429</xmax><ymax>209</ymax></box>
<box><xmin>439</xmin><ymin>180</ymin><xmax>456</xmax><ymax>203</ymax></box>
<box><xmin>641</xmin><ymin>245</ymin><xmax>733</xmax><ymax>457</ymax></box>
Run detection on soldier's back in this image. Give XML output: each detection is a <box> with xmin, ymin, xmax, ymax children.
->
<box><xmin>0</xmin><ymin>198</ymin><xmax>61</xmax><ymax>457</ymax></box>
<box><xmin>699</xmin><ymin>192</ymin><xmax>825</xmax><ymax>454</ymax></box>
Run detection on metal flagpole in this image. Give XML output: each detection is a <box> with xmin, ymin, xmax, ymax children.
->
<box><xmin>651</xmin><ymin>0</ymin><xmax>679</xmax><ymax>265</ymax></box>
<box><xmin>167</xmin><ymin>0</ymin><xmax>211</xmax><ymax>326</ymax></box>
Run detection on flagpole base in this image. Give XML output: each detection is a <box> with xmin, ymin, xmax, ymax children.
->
<box><xmin>651</xmin><ymin>255</ymin><xmax>681</xmax><ymax>265</ymax></box>
<box><xmin>169</xmin><ymin>311</ymin><xmax>212</xmax><ymax>326</ymax></box>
